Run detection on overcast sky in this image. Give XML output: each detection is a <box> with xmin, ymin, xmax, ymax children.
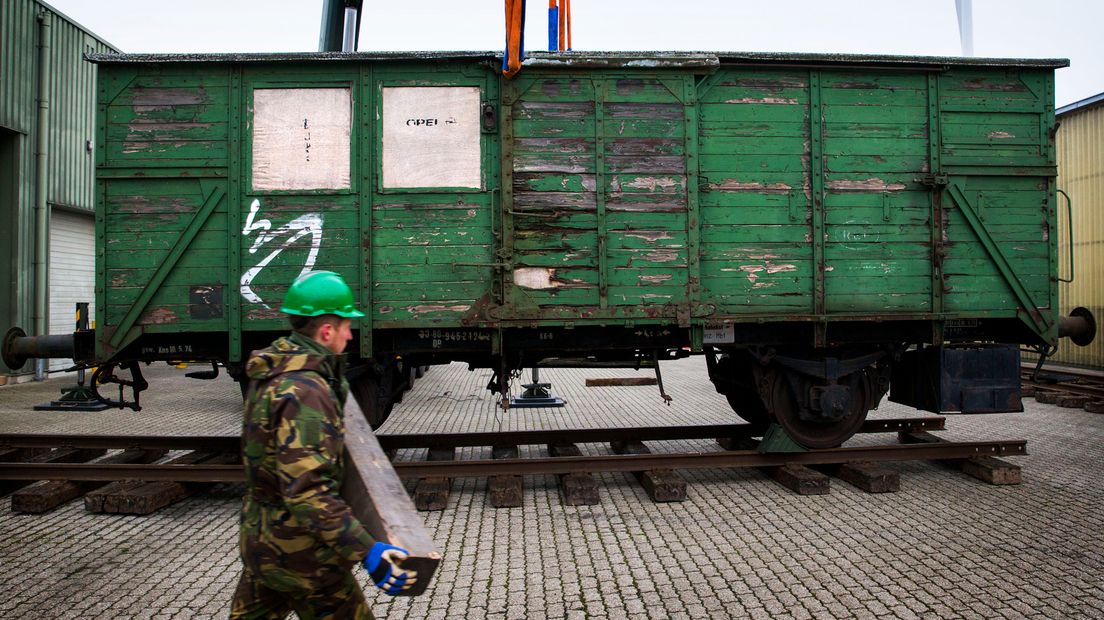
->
<box><xmin>46</xmin><ymin>0</ymin><xmax>1103</xmax><ymax>107</ymax></box>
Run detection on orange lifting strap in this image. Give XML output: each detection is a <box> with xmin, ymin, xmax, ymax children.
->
<box><xmin>503</xmin><ymin>0</ymin><xmax>526</xmax><ymax>78</ymax></box>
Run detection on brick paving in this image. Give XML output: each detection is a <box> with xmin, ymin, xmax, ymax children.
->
<box><xmin>1</xmin><ymin>360</ymin><xmax>1103</xmax><ymax>619</ymax></box>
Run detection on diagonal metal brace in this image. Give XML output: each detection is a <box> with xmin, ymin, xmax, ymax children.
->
<box><xmin>945</xmin><ymin>183</ymin><xmax>1051</xmax><ymax>337</ymax></box>
<box><xmin>108</xmin><ymin>186</ymin><xmax>226</xmax><ymax>351</ymax></box>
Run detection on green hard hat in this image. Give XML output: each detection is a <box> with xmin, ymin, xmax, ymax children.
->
<box><xmin>280</xmin><ymin>271</ymin><xmax>365</xmax><ymax>318</ymax></box>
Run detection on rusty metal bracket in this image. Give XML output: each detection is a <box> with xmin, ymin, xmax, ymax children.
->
<box><xmin>919</xmin><ymin>173</ymin><xmax>949</xmax><ymax>187</ymax></box>
<box><xmin>90</xmin><ymin>362</ymin><xmax>148</xmax><ymax>412</ymax></box>
<box><xmin>653</xmin><ymin>351</ymin><xmax>672</xmax><ymax>405</ymax></box>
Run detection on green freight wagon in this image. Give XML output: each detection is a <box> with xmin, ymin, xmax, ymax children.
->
<box><xmin>3</xmin><ymin>51</ymin><xmax>1095</xmax><ymax>447</ymax></box>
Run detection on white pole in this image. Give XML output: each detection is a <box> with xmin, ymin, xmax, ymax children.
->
<box><xmin>956</xmin><ymin>0</ymin><xmax>974</xmax><ymax>57</ymax></box>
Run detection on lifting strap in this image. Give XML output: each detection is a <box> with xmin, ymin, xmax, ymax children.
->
<box><xmin>503</xmin><ymin>0</ymin><xmax>527</xmax><ymax>79</ymax></box>
<box><xmin>547</xmin><ymin>0</ymin><xmax>573</xmax><ymax>52</ymax></box>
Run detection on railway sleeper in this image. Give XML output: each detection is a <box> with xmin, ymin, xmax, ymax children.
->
<box><xmin>811</xmin><ymin>461</ymin><xmax>900</xmax><ymax>494</ymax></box>
<box><xmin>769</xmin><ymin>464</ymin><xmax>831</xmax><ymax>496</ymax></box>
<box><xmin>898</xmin><ymin>431</ymin><xmax>1021</xmax><ymax>485</ymax></box>
<box><xmin>608</xmin><ymin>440</ymin><xmax>687</xmax><ymax>503</ymax></box>
<box><xmin>84</xmin><ymin>451</ymin><xmax>237</xmax><ymax>514</ymax></box>
<box><xmin>488</xmin><ymin>445</ymin><xmax>523</xmax><ymax>508</ymax></box>
<box><xmin>0</xmin><ymin>448</ymin><xmax>48</xmax><ymax>495</ymax></box>
<box><xmin>1</xmin><ymin>447</ymin><xmax>105</xmax><ymax>497</ymax></box>
<box><xmin>414</xmin><ymin>447</ymin><xmax>454</xmax><ymax>512</ymax></box>
<box><xmin>1056</xmin><ymin>395</ymin><xmax>1092</xmax><ymax>409</ymax></box>
<box><xmin>11</xmin><ymin>449</ymin><xmax>166</xmax><ymax>514</ymax></box>
<box><xmin>1034</xmin><ymin>391</ymin><xmax>1061</xmax><ymax>405</ymax></box>
<box><xmin>717</xmin><ymin>437</ymin><xmax>830</xmax><ymax>495</ymax></box>
<box><xmin>547</xmin><ymin>443</ymin><xmax>600</xmax><ymax>506</ymax></box>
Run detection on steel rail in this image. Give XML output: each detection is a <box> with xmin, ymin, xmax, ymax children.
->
<box><xmin>392</xmin><ymin>440</ymin><xmax>1027</xmax><ymax>478</ymax></box>
<box><xmin>0</xmin><ymin>417</ymin><xmax>948</xmax><ymax>452</ymax></box>
<box><xmin>1028</xmin><ymin>383</ymin><xmax>1104</xmax><ymax>400</ymax></box>
<box><xmin>0</xmin><ymin>434</ymin><xmax>239</xmax><ymax>451</ymax></box>
<box><xmin>377</xmin><ymin>417</ymin><xmax>947</xmax><ymax>449</ymax></box>
<box><xmin>1021</xmin><ymin>368</ymin><xmax>1104</xmax><ymax>400</ymax></box>
<box><xmin>0</xmin><ymin>439</ymin><xmax>1026</xmax><ymax>482</ymax></box>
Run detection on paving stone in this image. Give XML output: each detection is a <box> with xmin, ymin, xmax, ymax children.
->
<box><xmin>3</xmin><ymin>361</ymin><xmax>1104</xmax><ymax>618</ymax></box>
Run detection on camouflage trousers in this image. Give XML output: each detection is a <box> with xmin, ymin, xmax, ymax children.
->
<box><xmin>229</xmin><ymin>566</ymin><xmax>375</xmax><ymax>620</ymax></box>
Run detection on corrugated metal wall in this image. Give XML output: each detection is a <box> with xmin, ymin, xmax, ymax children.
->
<box><xmin>0</xmin><ymin>0</ymin><xmax>117</xmax><ymax>375</ymax></box>
<box><xmin>1053</xmin><ymin>101</ymin><xmax>1104</xmax><ymax>370</ymax></box>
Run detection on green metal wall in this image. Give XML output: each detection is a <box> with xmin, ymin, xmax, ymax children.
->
<box><xmin>0</xmin><ymin>0</ymin><xmax>116</xmax><ymax>368</ymax></box>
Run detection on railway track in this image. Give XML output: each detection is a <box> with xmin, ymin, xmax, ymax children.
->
<box><xmin>1021</xmin><ymin>364</ymin><xmax>1104</xmax><ymax>412</ymax></box>
<box><xmin>1</xmin><ymin>416</ymin><xmax>1026</xmax><ymax>512</ymax></box>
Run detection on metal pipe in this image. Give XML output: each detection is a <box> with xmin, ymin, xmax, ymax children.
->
<box><xmin>2</xmin><ymin>327</ymin><xmax>73</xmax><ymax>371</ymax></box>
<box><xmin>1058</xmin><ymin>307</ymin><xmax>1096</xmax><ymax>347</ymax></box>
<box><xmin>33</xmin><ymin>11</ymin><xmax>51</xmax><ymax>380</ymax></box>
<box><xmin>318</xmin><ymin>0</ymin><xmax>345</xmax><ymax>52</ymax></box>
<box><xmin>956</xmin><ymin>0</ymin><xmax>974</xmax><ymax>57</ymax></box>
<box><xmin>341</xmin><ymin>7</ymin><xmax>358</xmax><ymax>52</ymax></box>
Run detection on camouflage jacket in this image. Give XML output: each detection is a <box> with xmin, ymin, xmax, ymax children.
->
<box><xmin>239</xmin><ymin>331</ymin><xmax>376</xmax><ymax>581</ymax></box>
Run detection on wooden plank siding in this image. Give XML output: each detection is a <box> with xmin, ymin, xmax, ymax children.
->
<box><xmin>697</xmin><ymin>70</ymin><xmax>813</xmax><ymax>314</ymax></box>
<box><xmin>821</xmin><ymin>71</ymin><xmax>933</xmax><ymax>313</ymax></box>
<box><xmin>93</xmin><ymin>55</ymin><xmax>1061</xmax><ymax>362</ymax></box>
<box><xmin>368</xmin><ymin>68</ymin><xmax>497</xmax><ymax>327</ymax></box>
<box><xmin>504</xmin><ymin>75</ymin><xmax>690</xmax><ymax>315</ymax></box>
<box><xmin>939</xmin><ymin>69</ymin><xmax>1053</xmax><ymax>316</ymax></box>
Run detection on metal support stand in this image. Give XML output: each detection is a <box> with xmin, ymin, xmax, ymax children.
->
<box><xmin>509</xmin><ymin>368</ymin><xmax>566</xmax><ymax>408</ymax></box>
<box><xmin>34</xmin><ymin>303</ymin><xmax>108</xmax><ymax>411</ymax></box>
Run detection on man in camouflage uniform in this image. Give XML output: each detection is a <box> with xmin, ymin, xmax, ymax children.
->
<box><xmin>230</xmin><ymin>271</ymin><xmax>416</xmax><ymax>620</ymax></box>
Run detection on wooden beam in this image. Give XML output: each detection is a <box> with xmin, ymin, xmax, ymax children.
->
<box><xmin>342</xmin><ymin>397</ymin><xmax>441</xmax><ymax>597</ymax></box>
<box><xmin>585</xmin><ymin>377</ymin><xmax>657</xmax><ymax>387</ymax></box>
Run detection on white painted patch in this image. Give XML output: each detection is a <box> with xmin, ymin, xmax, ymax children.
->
<box><xmin>406</xmin><ymin>304</ymin><xmax>471</xmax><ymax>314</ymax></box>
<box><xmin>724</xmin><ymin>97</ymin><xmax>799</xmax><ymax>105</ymax></box>
<box><xmin>988</xmin><ymin>131</ymin><xmax>1015</xmax><ymax>139</ymax></box>
<box><xmin>740</xmin><ymin>265</ymin><xmax>763</xmax><ymax>283</ymax></box>
<box><xmin>826</xmin><ymin>178</ymin><xmax>907</xmax><ymax>192</ymax></box>
<box><xmin>707</xmin><ymin>179</ymin><xmax>792</xmax><ymax>194</ymax></box>
<box><xmin>252</xmin><ymin>88</ymin><xmax>351</xmax><ymax>191</ymax></box>
<box><xmin>382</xmin><ymin>86</ymin><xmax>482</xmax><ymax>189</ymax></box>
<box><xmin>513</xmin><ymin>267</ymin><xmax>558</xmax><ymax>289</ymax></box>
<box><xmin>739</xmin><ymin>262</ymin><xmax>796</xmax><ymax>284</ymax></box>
<box><xmin>641</xmin><ymin>250</ymin><xmax>681</xmax><ymax>263</ymax></box>
<box><xmin>623</xmin><ymin>176</ymin><xmax>678</xmax><ymax>192</ymax></box>
<box><xmin>625</xmin><ymin>231</ymin><xmax>673</xmax><ymax>243</ymax></box>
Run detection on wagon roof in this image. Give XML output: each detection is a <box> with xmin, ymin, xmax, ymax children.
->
<box><xmin>86</xmin><ymin>50</ymin><xmax>1069</xmax><ymax>69</ymax></box>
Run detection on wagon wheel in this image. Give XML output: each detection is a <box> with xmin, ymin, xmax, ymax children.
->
<box><xmin>713</xmin><ymin>354</ymin><xmax>771</xmax><ymax>434</ymax></box>
<box><xmin>724</xmin><ymin>389</ymin><xmax>771</xmax><ymax>434</ymax></box>
<box><xmin>764</xmin><ymin>367</ymin><xmax>870</xmax><ymax>449</ymax></box>
<box><xmin>349</xmin><ymin>363</ymin><xmax>396</xmax><ymax>430</ymax></box>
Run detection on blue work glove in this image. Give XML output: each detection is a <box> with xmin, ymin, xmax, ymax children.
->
<box><xmin>364</xmin><ymin>542</ymin><xmax>418</xmax><ymax>595</ymax></box>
